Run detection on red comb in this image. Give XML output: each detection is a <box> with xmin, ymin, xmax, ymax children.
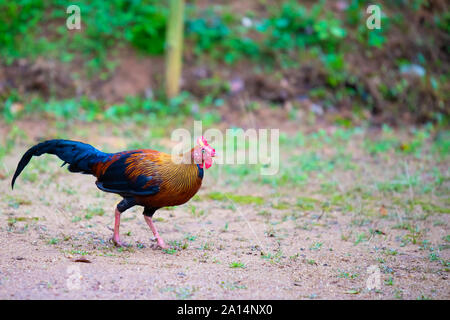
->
<box><xmin>197</xmin><ymin>136</ymin><xmax>215</xmax><ymax>156</ymax></box>
<box><xmin>197</xmin><ymin>136</ymin><xmax>209</xmax><ymax>146</ymax></box>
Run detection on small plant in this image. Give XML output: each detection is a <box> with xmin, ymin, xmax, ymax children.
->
<box><xmin>402</xmin><ymin>225</ymin><xmax>423</xmax><ymax>245</ymax></box>
<box><xmin>175</xmin><ymin>286</ymin><xmax>197</xmax><ymax>300</ymax></box>
<box><xmin>384</xmin><ymin>276</ymin><xmax>394</xmax><ymax>286</ymax></box>
<box><xmin>136</xmin><ymin>242</ymin><xmax>145</xmax><ymax>249</ymax></box>
<box><xmin>86</xmin><ymin>205</ymin><xmax>105</xmax><ymax>217</ymax></box>
<box><xmin>384</xmin><ymin>249</ymin><xmax>398</xmax><ymax>256</ymax></box>
<box><xmin>341</xmin><ymin>231</ymin><xmax>352</xmax><ymax>241</ymax></box>
<box><xmin>70</xmin><ymin>250</ymin><xmax>90</xmax><ymax>256</ymax></box>
<box><xmin>189</xmin><ymin>204</ymin><xmax>205</xmax><ymax>218</ymax></box>
<box><xmin>169</xmin><ymin>239</ymin><xmax>188</xmax><ymax>250</ymax></box>
<box><xmin>309</xmin><ymin>242</ymin><xmax>323</xmax><ymax>251</ymax></box>
<box><xmin>354</xmin><ymin>233</ymin><xmax>367</xmax><ymax>245</ymax></box>
<box><xmin>337</xmin><ymin>270</ymin><xmax>359</xmax><ymax>279</ymax></box>
<box><xmin>71</xmin><ymin>216</ymin><xmax>82</xmax><ymax>223</ymax></box>
<box><xmin>429</xmin><ymin>252</ymin><xmax>440</xmax><ymax>262</ymax></box>
<box><xmin>394</xmin><ymin>289</ymin><xmax>404</xmax><ymax>299</ymax></box>
<box><xmin>229</xmin><ymin>261</ymin><xmax>246</xmax><ymax>269</ymax></box>
<box><xmin>261</xmin><ymin>250</ymin><xmax>283</xmax><ymax>264</ymax></box>
<box><xmin>417</xmin><ymin>294</ymin><xmax>432</xmax><ymax>300</ymax></box>
<box><xmin>199</xmin><ymin>242</ymin><xmax>213</xmax><ymax>251</ymax></box>
<box><xmin>264</xmin><ymin>226</ymin><xmax>276</xmax><ymax>238</ymax></box>
<box><xmin>162</xmin><ymin>248</ymin><xmax>177</xmax><ymax>255</ymax></box>
<box><xmin>257</xmin><ymin>210</ymin><xmax>272</xmax><ymax>217</ymax></box>
<box><xmin>184</xmin><ymin>234</ymin><xmax>197</xmax><ymax>242</ymax></box>
<box><xmin>159</xmin><ymin>286</ymin><xmax>197</xmax><ymax>299</ymax></box>
<box><xmin>219</xmin><ymin>281</ymin><xmax>247</xmax><ymax>290</ymax></box>
<box><xmin>48</xmin><ymin>238</ymin><xmax>59</xmax><ymax>245</ymax></box>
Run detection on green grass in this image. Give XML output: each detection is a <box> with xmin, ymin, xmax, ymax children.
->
<box><xmin>70</xmin><ymin>250</ymin><xmax>90</xmax><ymax>256</ymax></box>
<box><xmin>199</xmin><ymin>242</ymin><xmax>213</xmax><ymax>251</ymax></box>
<box><xmin>261</xmin><ymin>251</ymin><xmax>284</xmax><ymax>264</ymax></box>
<box><xmin>306</xmin><ymin>259</ymin><xmax>317</xmax><ymax>265</ymax></box>
<box><xmin>296</xmin><ymin>197</ymin><xmax>320</xmax><ymax>210</ymax></box>
<box><xmin>309</xmin><ymin>242</ymin><xmax>323</xmax><ymax>251</ymax></box>
<box><xmin>383</xmin><ymin>249</ymin><xmax>398</xmax><ymax>256</ymax></box>
<box><xmin>162</xmin><ymin>248</ymin><xmax>177</xmax><ymax>255</ymax></box>
<box><xmin>189</xmin><ymin>205</ymin><xmax>205</xmax><ymax>218</ymax></box>
<box><xmin>207</xmin><ymin>192</ymin><xmax>264</xmax><ymax>205</ymax></box>
<box><xmin>47</xmin><ymin>238</ymin><xmax>59</xmax><ymax>245</ymax></box>
<box><xmin>86</xmin><ymin>205</ymin><xmax>105</xmax><ymax>217</ymax></box>
<box><xmin>354</xmin><ymin>233</ymin><xmax>368</xmax><ymax>246</ymax></box>
<box><xmin>337</xmin><ymin>270</ymin><xmax>359</xmax><ymax>280</ymax></box>
<box><xmin>184</xmin><ymin>234</ymin><xmax>197</xmax><ymax>242</ymax></box>
<box><xmin>71</xmin><ymin>216</ymin><xmax>82</xmax><ymax>223</ymax></box>
<box><xmin>385</xmin><ymin>276</ymin><xmax>394</xmax><ymax>286</ymax></box>
<box><xmin>1</xmin><ymin>0</ymin><xmax>167</xmax><ymax>68</ymax></box>
<box><xmin>168</xmin><ymin>239</ymin><xmax>188</xmax><ymax>250</ymax></box>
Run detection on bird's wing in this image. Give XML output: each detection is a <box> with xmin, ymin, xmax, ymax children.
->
<box><xmin>93</xmin><ymin>150</ymin><xmax>162</xmax><ymax>196</ymax></box>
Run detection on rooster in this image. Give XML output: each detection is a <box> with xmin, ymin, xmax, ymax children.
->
<box><xmin>11</xmin><ymin>136</ymin><xmax>216</xmax><ymax>249</ymax></box>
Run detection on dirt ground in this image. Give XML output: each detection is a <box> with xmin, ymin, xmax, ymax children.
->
<box><xmin>0</xmin><ymin>120</ymin><xmax>448</xmax><ymax>300</ymax></box>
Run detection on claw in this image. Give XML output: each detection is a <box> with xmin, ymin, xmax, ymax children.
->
<box><xmin>158</xmin><ymin>241</ymin><xmax>170</xmax><ymax>250</ymax></box>
<box><xmin>150</xmin><ymin>242</ymin><xmax>170</xmax><ymax>250</ymax></box>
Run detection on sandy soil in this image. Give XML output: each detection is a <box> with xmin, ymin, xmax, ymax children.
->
<box><xmin>0</xmin><ymin>123</ymin><xmax>448</xmax><ymax>300</ymax></box>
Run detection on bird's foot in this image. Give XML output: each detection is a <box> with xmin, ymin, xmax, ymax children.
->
<box><xmin>150</xmin><ymin>237</ymin><xmax>170</xmax><ymax>250</ymax></box>
<box><xmin>158</xmin><ymin>241</ymin><xmax>170</xmax><ymax>250</ymax></box>
<box><xmin>110</xmin><ymin>237</ymin><xmax>130</xmax><ymax>248</ymax></box>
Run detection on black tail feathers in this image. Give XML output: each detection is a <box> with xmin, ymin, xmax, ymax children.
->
<box><xmin>11</xmin><ymin>139</ymin><xmax>108</xmax><ymax>189</ymax></box>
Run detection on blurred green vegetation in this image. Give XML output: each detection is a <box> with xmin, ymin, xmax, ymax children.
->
<box><xmin>0</xmin><ymin>0</ymin><xmax>448</xmax><ymax>124</ymax></box>
<box><xmin>0</xmin><ymin>0</ymin><xmax>167</xmax><ymax>63</ymax></box>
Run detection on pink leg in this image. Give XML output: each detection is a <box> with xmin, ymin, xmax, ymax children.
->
<box><xmin>111</xmin><ymin>208</ymin><xmax>128</xmax><ymax>247</ymax></box>
<box><xmin>144</xmin><ymin>216</ymin><xmax>169</xmax><ymax>249</ymax></box>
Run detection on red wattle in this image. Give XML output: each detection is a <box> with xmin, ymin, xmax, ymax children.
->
<box><xmin>205</xmin><ymin>158</ymin><xmax>212</xmax><ymax>169</ymax></box>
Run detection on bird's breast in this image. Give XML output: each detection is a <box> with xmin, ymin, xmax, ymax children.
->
<box><xmin>136</xmin><ymin>163</ymin><xmax>203</xmax><ymax>208</ymax></box>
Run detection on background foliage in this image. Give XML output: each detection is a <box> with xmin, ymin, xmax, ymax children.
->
<box><xmin>0</xmin><ymin>0</ymin><xmax>448</xmax><ymax>124</ymax></box>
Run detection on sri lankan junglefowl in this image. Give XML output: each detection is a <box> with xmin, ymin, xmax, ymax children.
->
<box><xmin>11</xmin><ymin>137</ymin><xmax>216</xmax><ymax>249</ymax></box>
